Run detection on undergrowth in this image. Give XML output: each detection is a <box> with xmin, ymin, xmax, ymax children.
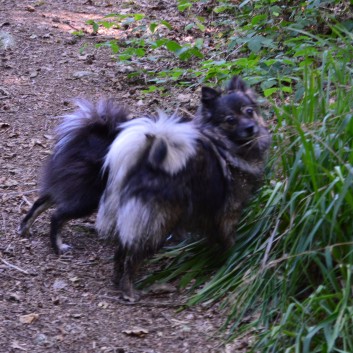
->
<box><xmin>85</xmin><ymin>1</ymin><xmax>353</xmax><ymax>351</ymax></box>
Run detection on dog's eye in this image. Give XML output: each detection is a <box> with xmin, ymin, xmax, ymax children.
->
<box><xmin>225</xmin><ymin>116</ymin><xmax>237</xmax><ymax>124</ymax></box>
<box><xmin>245</xmin><ymin>108</ymin><xmax>254</xmax><ymax>116</ymax></box>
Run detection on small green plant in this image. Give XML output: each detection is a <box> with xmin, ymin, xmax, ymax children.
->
<box><xmin>87</xmin><ymin>0</ymin><xmax>353</xmax><ymax>98</ymax></box>
<box><xmin>71</xmin><ymin>30</ymin><xmax>85</xmax><ymax>37</ymax></box>
<box><xmin>87</xmin><ymin>14</ymin><xmax>203</xmax><ymax>64</ymax></box>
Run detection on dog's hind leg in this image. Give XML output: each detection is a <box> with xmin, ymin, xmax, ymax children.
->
<box><xmin>114</xmin><ymin>231</ymin><xmax>172</xmax><ymax>301</ymax></box>
<box><xmin>49</xmin><ymin>201</ymin><xmax>98</xmax><ymax>255</ymax></box>
<box><xmin>19</xmin><ymin>195</ymin><xmax>52</xmax><ymax>237</ymax></box>
<box><xmin>49</xmin><ymin>208</ymin><xmax>76</xmax><ymax>255</ymax></box>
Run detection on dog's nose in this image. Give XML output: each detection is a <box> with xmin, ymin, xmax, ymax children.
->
<box><xmin>239</xmin><ymin>120</ymin><xmax>258</xmax><ymax>138</ymax></box>
<box><xmin>244</xmin><ymin>123</ymin><xmax>258</xmax><ymax>136</ymax></box>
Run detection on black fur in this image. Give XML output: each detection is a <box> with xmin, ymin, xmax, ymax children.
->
<box><xmin>19</xmin><ymin>99</ymin><xmax>129</xmax><ymax>253</ymax></box>
<box><xmin>19</xmin><ymin>77</ymin><xmax>271</xmax><ymax>302</ymax></box>
<box><xmin>98</xmin><ymin>76</ymin><xmax>271</xmax><ymax>300</ymax></box>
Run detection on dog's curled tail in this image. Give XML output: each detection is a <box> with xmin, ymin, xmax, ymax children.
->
<box><xmin>105</xmin><ymin>111</ymin><xmax>199</xmax><ymax>180</ymax></box>
<box><xmin>97</xmin><ymin>112</ymin><xmax>200</xmax><ymax>238</ymax></box>
<box><xmin>54</xmin><ymin>98</ymin><xmax>128</xmax><ymax>154</ymax></box>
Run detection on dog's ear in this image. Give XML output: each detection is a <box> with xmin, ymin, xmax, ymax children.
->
<box><xmin>201</xmin><ymin>87</ymin><xmax>221</xmax><ymax>105</ymax></box>
<box><xmin>227</xmin><ymin>76</ymin><xmax>247</xmax><ymax>92</ymax></box>
<box><xmin>228</xmin><ymin>76</ymin><xmax>258</xmax><ymax>103</ymax></box>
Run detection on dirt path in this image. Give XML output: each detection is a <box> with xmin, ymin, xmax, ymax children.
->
<box><xmin>0</xmin><ymin>1</ymin><xmax>243</xmax><ymax>352</ymax></box>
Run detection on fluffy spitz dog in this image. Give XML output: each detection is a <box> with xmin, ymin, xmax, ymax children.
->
<box><xmin>97</xmin><ymin>76</ymin><xmax>271</xmax><ymax>300</ymax></box>
<box><xmin>20</xmin><ymin>76</ymin><xmax>271</xmax><ymax>301</ymax></box>
<box><xmin>19</xmin><ymin>99</ymin><xmax>129</xmax><ymax>253</ymax></box>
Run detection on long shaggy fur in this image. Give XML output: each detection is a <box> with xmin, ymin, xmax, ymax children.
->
<box><xmin>19</xmin><ymin>98</ymin><xmax>128</xmax><ymax>253</ymax></box>
<box><xmin>19</xmin><ymin>76</ymin><xmax>271</xmax><ymax>302</ymax></box>
<box><xmin>96</xmin><ymin>112</ymin><xmax>200</xmax><ymax>241</ymax></box>
<box><xmin>96</xmin><ymin>76</ymin><xmax>271</xmax><ymax>300</ymax></box>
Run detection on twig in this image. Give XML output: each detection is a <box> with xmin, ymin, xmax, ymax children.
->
<box><xmin>178</xmin><ymin>107</ymin><xmax>194</xmax><ymax>118</ymax></box>
<box><xmin>0</xmin><ymin>258</ymin><xmax>31</xmax><ymax>275</ymax></box>
<box><xmin>0</xmin><ymin>189</ymin><xmax>38</xmax><ymax>197</ymax></box>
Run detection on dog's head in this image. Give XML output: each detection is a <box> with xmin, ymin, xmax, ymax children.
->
<box><xmin>198</xmin><ymin>76</ymin><xmax>270</xmax><ymax>153</ymax></box>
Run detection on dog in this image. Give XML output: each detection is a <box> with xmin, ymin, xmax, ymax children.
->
<box><xmin>19</xmin><ymin>99</ymin><xmax>129</xmax><ymax>253</ymax></box>
<box><xmin>96</xmin><ymin>76</ymin><xmax>271</xmax><ymax>300</ymax></box>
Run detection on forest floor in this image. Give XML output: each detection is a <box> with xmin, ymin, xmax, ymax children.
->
<box><xmin>0</xmin><ymin>1</ymin><xmax>249</xmax><ymax>352</ymax></box>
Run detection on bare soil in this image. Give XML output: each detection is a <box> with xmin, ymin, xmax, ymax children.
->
<box><xmin>0</xmin><ymin>1</ymin><xmax>247</xmax><ymax>352</ymax></box>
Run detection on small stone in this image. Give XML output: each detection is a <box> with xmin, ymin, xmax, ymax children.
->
<box><xmin>25</xmin><ymin>5</ymin><xmax>35</xmax><ymax>12</ymax></box>
<box><xmin>177</xmin><ymin>93</ymin><xmax>191</xmax><ymax>103</ymax></box>
<box><xmin>53</xmin><ymin>279</ymin><xmax>67</xmax><ymax>291</ymax></box>
<box><xmin>35</xmin><ymin>333</ymin><xmax>48</xmax><ymax>346</ymax></box>
<box><xmin>29</xmin><ymin>71</ymin><xmax>38</xmax><ymax>78</ymax></box>
<box><xmin>72</xmin><ymin>71</ymin><xmax>94</xmax><ymax>79</ymax></box>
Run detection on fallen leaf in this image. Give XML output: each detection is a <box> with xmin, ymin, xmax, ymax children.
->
<box><xmin>69</xmin><ymin>276</ymin><xmax>80</xmax><ymax>283</ymax></box>
<box><xmin>10</xmin><ymin>341</ymin><xmax>27</xmax><ymax>351</ymax></box>
<box><xmin>71</xmin><ymin>313</ymin><xmax>82</xmax><ymax>319</ymax></box>
<box><xmin>19</xmin><ymin>313</ymin><xmax>39</xmax><ymax>324</ymax></box>
<box><xmin>0</xmin><ymin>122</ymin><xmax>10</xmax><ymax>129</ymax></box>
<box><xmin>0</xmin><ymin>22</ymin><xmax>10</xmax><ymax>28</ymax></box>
<box><xmin>148</xmin><ymin>283</ymin><xmax>177</xmax><ymax>294</ymax></box>
<box><xmin>122</xmin><ymin>326</ymin><xmax>149</xmax><ymax>337</ymax></box>
<box><xmin>72</xmin><ymin>71</ymin><xmax>94</xmax><ymax>79</ymax></box>
<box><xmin>30</xmin><ymin>139</ymin><xmax>45</xmax><ymax>147</ymax></box>
<box><xmin>98</xmin><ymin>301</ymin><xmax>109</xmax><ymax>309</ymax></box>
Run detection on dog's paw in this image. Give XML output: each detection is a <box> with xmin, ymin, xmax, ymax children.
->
<box><xmin>58</xmin><ymin>243</ymin><xmax>72</xmax><ymax>254</ymax></box>
<box><xmin>115</xmin><ymin>281</ymin><xmax>141</xmax><ymax>302</ymax></box>
<box><xmin>121</xmin><ymin>290</ymin><xmax>141</xmax><ymax>302</ymax></box>
<box><xmin>17</xmin><ymin>224</ymin><xmax>32</xmax><ymax>237</ymax></box>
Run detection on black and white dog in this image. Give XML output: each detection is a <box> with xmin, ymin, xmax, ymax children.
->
<box><xmin>97</xmin><ymin>76</ymin><xmax>271</xmax><ymax>300</ymax></box>
<box><xmin>20</xmin><ymin>77</ymin><xmax>271</xmax><ymax>301</ymax></box>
